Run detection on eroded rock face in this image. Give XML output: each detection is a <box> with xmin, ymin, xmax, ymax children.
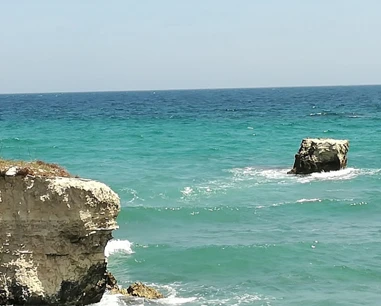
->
<box><xmin>105</xmin><ymin>272</ymin><xmax>118</xmax><ymax>291</ymax></box>
<box><xmin>0</xmin><ymin>175</ymin><xmax>120</xmax><ymax>305</ymax></box>
<box><xmin>125</xmin><ymin>282</ymin><xmax>164</xmax><ymax>299</ymax></box>
<box><xmin>288</xmin><ymin>138</ymin><xmax>349</xmax><ymax>174</ymax></box>
<box><xmin>106</xmin><ymin>274</ymin><xmax>164</xmax><ymax>300</ymax></box>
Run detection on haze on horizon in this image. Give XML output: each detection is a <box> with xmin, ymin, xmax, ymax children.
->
<box><xmin>1</xmin><ymin>0</ymin><xmax>381</xmax><ymax>94</ymax></box>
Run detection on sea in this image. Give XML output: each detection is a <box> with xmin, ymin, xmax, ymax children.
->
<box><xmin>1</xmin><ymin>86</ymin><xmax>381</xmax><ymax>306</ymax></box>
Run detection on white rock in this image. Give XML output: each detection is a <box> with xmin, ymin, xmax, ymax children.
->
<box><xmin>5</xmin><ymin>166</ymin><xmax>19</xmax><ymax>176</ymax></box>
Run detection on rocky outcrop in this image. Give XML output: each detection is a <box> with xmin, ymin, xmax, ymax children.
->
<box><xmin>288</xmin><ymin>138</ymin><xmax>349</xmax><ymax>174</ymax></box>
<box><xmin>121</xmin><ymin>282</ymin><xmax>164</xmax><ymax>299</ymax></box>
<box><xmin>106</xmin><ymin>274</ymin><xmax>164</xmax><ymax>300</ymax></box>
<box><xmin>105</xmin><ymin>272</ymin><xmax>118</xmax><ymax>291</ymax></box>
<box><xmin>0</xmin><ymin>168</ymin><xmax>120</xmax><ymax>305</ymax></box>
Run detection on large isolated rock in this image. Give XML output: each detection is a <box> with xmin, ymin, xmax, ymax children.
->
<box><xmin>0</xmin><ymin>170</ymin><xmax>120</xmax><ymax>305</ymax></box>
<box><xmin>288</xmin><ymin>138</ymin><xmax>349</xmax><ymax>174</ymax></box>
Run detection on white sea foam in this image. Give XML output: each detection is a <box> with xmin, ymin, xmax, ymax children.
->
<box><xmin>200</xmin><ymin>292</ymin><xmax>273</xmax><ymax>305</ymax></box>
<box><xmin>120</xmin><ymin>188</ymin><xmax>144</xmax><ymax>203</ymax></box>
<box><xmin>178</xmin><ymin>166</ymin><xmax>380</xmax><ymax>203</ymax></box>
<box><xmin>94</xmin><ymin>284</ymin><xmax>197</xmax><ymax>306</ymax></box>
<box><xmin>90</xmin><ymin>292</ymin><xmax>126</xmax><ymax>306</ymax></box>
<box><xmin>295</xmin><ymin>167</ymin><xmax>380</xmax><ymax>183</ymax></box>
<box><xmin>148</xmin><ymin>284</ymin><xmax>197</xmax><ymax>305</ymax></box>
<box><xmin>229</xmin><ymin>167</ymin><xmax>290</xmax><ymax>182</ymax></box>
<box><xmin>296</xmin><ymin>198</ymin><xmax>322</xmax><ymax>203</ymax></box>
<box><xmin>235</xmin><ymin>293</ymin><xmax>267</xmax><ymax>304</ymax></box>
<box><xmin>181</xmin><ymin>187</ymin><xmax>193</xmax><ymax>196</ymax></box>
<box><xmin>230</xmin><ymin>166</ymin><xmax>380</xmax><ymax>185</ymax></box>
<box><xmin>91</xmin><ymin>283</ymin><xmax>270</xmax><ymax>306</ymax></box>
<box><xmin>104</xmin><ymin>239</ymin><xmax>134</xmax><ymax>257</ymax></box>
<box><xmin>179</xmin><ymin>181</ymin><xmax>232</xmax><ymax>201</ymax></box>
<box><xmin>155</xmin><ymin>296</ymin><xmax>197</xmax><ymax>305</ymax></box>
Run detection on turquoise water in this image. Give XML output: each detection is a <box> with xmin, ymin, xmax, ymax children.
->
<box><xmin>1</xmin><ymin>86</ymin><xmax>381</xmax><ymax>305</ymax></box>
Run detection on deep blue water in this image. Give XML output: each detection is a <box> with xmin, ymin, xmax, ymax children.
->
<box><xmin>1</xmin><ymin>86</ymin><xmax>381</xmax><ymax>305</ymax></box>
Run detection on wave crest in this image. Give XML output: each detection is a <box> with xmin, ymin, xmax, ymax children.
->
<box><xmin>230</xmin><ymin>167</ymin><xmax>380</xmax><ymax>184</ymax></box>
<box><xmin>104</xmin><ymin>239</ymin><xmax>134</xmax><ymax>257</ymax></box>
<box><xmin>93</xmin><ymin>283</ymin><xmax>197</xmax><ymax>306</ymax></box>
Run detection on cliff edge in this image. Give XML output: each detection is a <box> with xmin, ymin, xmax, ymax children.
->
<box><xmin>0</xmin><ymin>160</ymin><xmax>120</xmax><ymax>305</ymax></box>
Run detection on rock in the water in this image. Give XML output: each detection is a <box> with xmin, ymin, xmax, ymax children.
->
<box><xmin>124</xmin><ymin>282</ymin><xmax>164</xmax><ymax>299</ymax></box>
<box><xmin>288</xmin><ymin>138</ymin><xmax>349</xmax><ymax>174</ymax></box>
<box><xmin>106</xmin><ymin>276</ymin><xmax>164</xmax><ymax>299</ymax></box>
<box><xmin>0</xmin><ymin>174</ymin><xmax>120</xmax><ymax>305</ymax></box>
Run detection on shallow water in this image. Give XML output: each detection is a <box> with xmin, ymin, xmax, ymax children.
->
<box><xmin>1</xmin><ymin>86</ymin><xmax>381</xmax><ymax>305</ymax></box>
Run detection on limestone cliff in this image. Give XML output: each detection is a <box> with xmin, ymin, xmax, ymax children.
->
<box><xmin>0</xmin><ymin>165</ymin><xmax>120</xmax><ymax>305</ymax></box>
<box><xmin>288</xmin><ymin>138</ymin><xmax>349</xmax><ymax>174</ymax></box>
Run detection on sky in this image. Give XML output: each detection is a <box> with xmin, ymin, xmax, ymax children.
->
<box><xmin>1</xmin><ymin>0</ymin><xmax>381</xmax><ymax>93</ymax></box>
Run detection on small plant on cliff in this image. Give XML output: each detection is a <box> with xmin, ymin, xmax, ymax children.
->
<box><xmin>0</xmin><ymin>159</ymin><xmax>71</xmax><ymax>177</ymax></box>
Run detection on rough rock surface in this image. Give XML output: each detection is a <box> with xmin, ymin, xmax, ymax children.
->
<box><xmin>288</xmin><ymin>138</ymin><xmax>349</xmax><ymax>174</ymax></box>
<box><xmin>0</xmin><ymin>174</ymin><xmax>120</xmax><ymax>305</ymax></box>
<box><xmin>106</xmin><ymin>275</ymin><xmax>164</xmax><ymax>300</ymax></box>
<box><xmin>105</xmin><ymin>272</ymin><xmax>118</xmax><ymax>291</ymax></box>
<box><xmin>125</xmin><ymin>282</ymin><xmax>164</xmax><ymax>299</ymax></box>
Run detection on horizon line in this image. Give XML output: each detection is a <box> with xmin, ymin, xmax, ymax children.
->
<box><xmin>1</xmin><ymin>83</ymin><xmax>380</xmax><ymax>95</ymax></box>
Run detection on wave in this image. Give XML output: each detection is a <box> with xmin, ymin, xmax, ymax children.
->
<box><xmin>92</xmin><ymin>283</ymin><xmax>197</xmax><ymax>306</ymax></box>
<box><xmin>198</xmin><ymin>293</ymin><xmax>274</xmax><ymax>305</ymax></box>
<box><xmin>119</xmin><ymin>188</ymin><xmax>144</xmax><ymax>204</ymax></box>
<box><xmin>123</xmin><ymin>166</ymin><xmax>380</xmax><ymax>206</ymax></box>
<box><xmin>90</xmin><ymin>292</ymin><xmax>126</xmax><ymax>306</ymax></box>
<box><xmin>230</xmin><ymin>166</ymin><xmax>381</xmax><ymax>184</ymax></box>
<box><xmin>105</xmin><ymin>239</ymin><xmax>134</xmax><ymax>257</ymax></box>
<box><xmin>296</xmin><ymin>198</ymin><xmax>322</xmax><ymax>203</ymax></box>
<box><xmin>116</xmin><ymin>295</ymin><xmax>196</xmax><ymax>306</ymax></box>
<box><xmin>308</xmin><ymin>111</ymin><xmax>365</xmax><ymax>118</ymax></box>
<box><xmin>295</xmin><ymin>167</ymin><xmax>380</xmax><ymax>183</ymax></box>
<box><xmin>157</xmin><ymin>296</ymin><xmax>197</xmax><ymax>305</ymax></box>
<box><xmin>92</xmin><ymin>283</ymin><xmax>272</xmax><ymax>306</ymax></box>
<box><xmin>151</xmin><ymin>284</ymin><xmax>197</xmax><ymax>305</ymax></box>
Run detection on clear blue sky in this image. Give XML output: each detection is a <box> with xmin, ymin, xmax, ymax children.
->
<box><xmin>1</xmin><ymin>0</ymin><xmax>381</xmax><ymax>93</ymax></box>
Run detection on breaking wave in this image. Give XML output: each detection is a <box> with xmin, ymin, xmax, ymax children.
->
<box><xmin>92</xmin><ymin>284</ymin><xmax>271</xmax><ymax>305</ymax></box>
<box><xmin>296</xmin><ymin>198</ymin><xmax>322</xmax><ymax>203</ymax></box>
<box><xmin>92</xmin><ymin>283</ymin><xmax>197</xmax><ymax>306</ymax></box>
<box><xmin>308</xmin><ymin>111</ymin><xmax>365</xmax><ymax>118</ymax></box>
<box><xmin>229</xmin><ymin>166</ymin><xmax>381</xmax><ymax>184</ymax></box>
<box><xmin>105</xmin><ymin>239</ymin><xmax>134</xmax><ymax>257</ymax></box>
<box><xmin>90</xmin><ymin>292</ymin><xmax>126</xmax><ymax>306</ymax></box>
<box><xmin>175</xmin><ymin>166</ymin><xmax>381</xmax><ymax>203</ymax></box>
